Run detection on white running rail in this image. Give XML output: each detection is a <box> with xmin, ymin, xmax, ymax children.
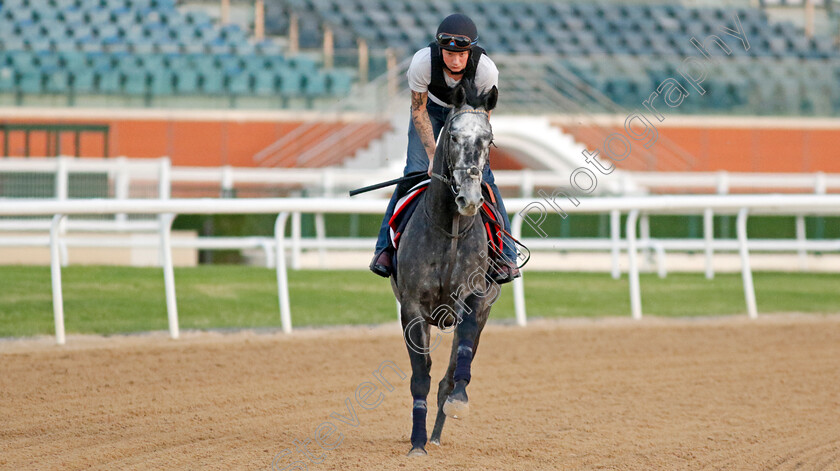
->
<box><xmin>1</xmin><ymin>195</ymin><xmax>840</xmax><ymax>345</ymax></box>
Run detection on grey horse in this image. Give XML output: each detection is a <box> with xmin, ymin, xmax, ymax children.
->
<box><xmin>392</xmin><ymin>80</ymin><xmax>500</xmax><ymax>457</ymax></box>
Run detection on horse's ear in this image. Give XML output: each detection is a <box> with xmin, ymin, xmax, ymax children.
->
<box><xmin>452</xmin><ymin>83</ymin><xmax>466</xmax><ymax>108</ymax></box>
<box><xmin>485</xmin><ymin>86</ymin><xmax>498</xmax><ymax>112</ymax></box>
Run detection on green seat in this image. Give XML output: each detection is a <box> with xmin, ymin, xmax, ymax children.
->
<box><xmin>97</xmin><ymin>70</ymin><xmax>122</xmax><ymax>93</ymax></box>
<box><xmin>200</xmin><ymin>70</ymin><xmax>224</xmax><ymax>94</ymax></box>
<box><xmin>191</xmin><ymin>55</ymin><xmax>217</xmax><ymax>72</ymax></box>
<box><xmin>287</xmin><ymin>55</ymin><xmax>317</xmax><ymax>74</ymax></box>
<box><xmin>45</xmin><ymin>70</ymin><xmax>71</xmax><ymax>93</ymax></box>
<box><xmin>227</xmin><ymin>72</ymin><xmax>250</xmax><ymax>95</ymax></box>
<box><xmin>59</xmin><ymin>52</ymin><xmax>88</xmax><ymax>70</ymax></box>
<box><xmin>252</xmin><ymin>70</ymin><xmax>276</xmax><ymax>96</ymax></box>
<box><xmin>174</xmin><ymin>69</ymin><xmax>199</xmax><ymax>94</ymax></box>
<box><xmin>123</xmin><ymin>71</ymin><xmax>148</xmax><ymax>95</ymax></box>
<box><xmin>240</xmin><ymin>55</ymin><xmax>268</xmax><ymax>72</ymax></box>
<box><xmin>138</xmin><ymin>54</ymin><xmax>166</xmax><ymax>70</ymax></box>
<box><xmin>17</xmin><ymin>71</ymin><xmax>43</xmax><ymax>94</ymax></box>
<box><xmin>326</xmin><ymin>70</ymin><xmax>353</xmax><ymax>96</ymax></box>
<box><xmin>303</xmin><ymin>71</ymin><xmax>327</xmax><ymax>97</ymax></box>
<box><xmin>87</xmin><ymin>54</ymin><xmax>112</xmax><ymax>72</ymax></box>
<box><xmin>278</xmin><ymin>69</ymin><xmax>303</xmax><ymax>95</ymax></box>
<box><xmin>0</xmin><ymin>68</ymin><xmax>15</xmax><ymax>92</ymax></box>
<box><xmin>149</xmin><ymin>70</ymin><xmax>174</xmax><ymax>95</ymax></box>
<box><xmin>71</xmin><ymin>70</ymin><xmax>96</xmax><ymax>93</ymax></box>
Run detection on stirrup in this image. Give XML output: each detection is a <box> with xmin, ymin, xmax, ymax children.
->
<box><xmin>490</xmin><ymin>263</ymin><xmax>521</xmax><ymax>285</ymax></box>
<box><xmin>369</xmin><ymin>249</ymin><xmax>392</xmax><ymax>278</ymax></box>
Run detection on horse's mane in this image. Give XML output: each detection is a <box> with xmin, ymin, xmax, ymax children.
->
<box><xmin>460</xmin><ymin>79</ymin><xmax>492</xmax><ymax>110</ymax></box>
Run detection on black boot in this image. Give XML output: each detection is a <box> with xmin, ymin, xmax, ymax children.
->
<box><xmin>369</xmin><ymin>249</ymin><xmax>392</xmax><ymax>278</ymax></box>
<box><xmin>490</xmin><ymin>261</ymin><xmax>521</xmax><ymax>285</ymax></box>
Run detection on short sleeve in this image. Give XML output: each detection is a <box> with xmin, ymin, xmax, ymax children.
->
<box><xmin>406</xmin><ymin>47</ymin><xmax>432</xmax><ymax>94</ymax></box>
<box><xmin>474</xmin><ymin>55</ymin><xmax>499</xmax><ymax>94</ymax></box>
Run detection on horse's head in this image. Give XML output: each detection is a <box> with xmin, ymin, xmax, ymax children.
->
<box><xmin>441</xmin><ymin>81</ymin><xmax>498</xmax><ymax>217</ymax></box>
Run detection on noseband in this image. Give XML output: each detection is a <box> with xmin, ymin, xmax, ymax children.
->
<box><xmin>431</xmin><ymin>108</ymin><xmax>491</xmax><ymax>196</ymax></box>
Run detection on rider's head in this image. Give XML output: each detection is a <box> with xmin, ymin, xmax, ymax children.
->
<box><xmin>436</xmin><ymin>14</ymin><xmax>478</xmax><ymax>75</ymax></box>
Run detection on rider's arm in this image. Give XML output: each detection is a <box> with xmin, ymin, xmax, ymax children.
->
<box><xmin>410</xmin><ymin>91</ymin><xmax>437</xmax><ymax>175</ymax></box>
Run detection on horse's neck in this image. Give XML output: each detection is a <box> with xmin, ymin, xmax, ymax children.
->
<box><xmin>425</xmin><ymin>174</ymin><xmax>459</xmax><ymax>231</ymax></box>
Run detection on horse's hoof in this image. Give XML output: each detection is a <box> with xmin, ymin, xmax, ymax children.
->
<box><xmin>443</xmin><ymin>397</ymin><xmax>469</xmax><ymax>419</ymax></box>
<box><xmin>407</xmin><ymin>446</ymin><xmax>427</xmax><ymax>457</ymax></box>
<box><xmin>429</xmin><ymin>438</ymin><xmax>441</xmax><ymax>446</ymax></box>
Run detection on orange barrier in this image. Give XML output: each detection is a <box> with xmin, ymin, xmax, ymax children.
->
<box><xmin>556</xmin><ymin>123</ymin><xmax>840</xmax><ymax>173</ymax></box>
<box><xmin>0</xmin><ymin>116</ymin><xmax>389</xmax><ymax>168</ymax></box>
<box><xmin>2</xmin><ymin>114</ymin><xmax>838</xmax><ymax>173</ymax></box>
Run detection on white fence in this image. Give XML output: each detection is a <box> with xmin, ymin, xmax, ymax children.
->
<box><xmin>3</xmin><ymin>157</ymin><xmax>839</xmax><ymax>270</ymax></box>
<box><xmin>3</xmin><ymin>157</ymin><xmax>840</xmax><ymax>202</ymax></box>
<box><xmin>1</xmin><ymin>195</ymin><xmax>840</xmax><ymax>345</ymax></box>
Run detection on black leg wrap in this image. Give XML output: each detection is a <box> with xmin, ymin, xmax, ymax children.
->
<box><xmin>411</xmin><ymin>398</ymin><xmax>427</xmax><ymax>446</ymax></box>
<box><xmin>453</xmin><ymin>339</ymin><xmax>474</xmax><ymax>384</ymax></box>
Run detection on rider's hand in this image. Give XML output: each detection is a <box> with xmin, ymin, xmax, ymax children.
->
<box><xmin>427</xmin><ymin>161</ymin><xmax>433</xmax><ymax>177</ymax></box>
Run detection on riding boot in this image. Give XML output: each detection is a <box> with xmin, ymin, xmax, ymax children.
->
<box><xmin>488</xmin><ymin>253</ymin><xmax>521</xmax><ymax>285</ymax></box>
<box><xmin>369</xmin><ymin>248</ymin><xmax>393</xmax><ymax>278</ymax></box>
<box><xmin>491</xmin><ymin>263</ymin><xmax>521</xmax><ymax>285</ymax></box>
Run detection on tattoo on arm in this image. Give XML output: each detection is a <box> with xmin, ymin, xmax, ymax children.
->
<box><xmin>411</xmin><ymin>91</ymin><xmax>436</xmax><ymax>162</ymax></box>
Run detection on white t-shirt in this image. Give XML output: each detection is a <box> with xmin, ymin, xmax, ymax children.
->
<box><xmin>406</xmin><ymin>47</ymin><xmax>499</xmax><ymax>107</ymax></box>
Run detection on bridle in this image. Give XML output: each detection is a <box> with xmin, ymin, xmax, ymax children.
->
<box><xmin>424</xmin><ymin>107</ymin><xmax>492</xmax><ymax>241</ymax></box>
<box><xmin>430</xmin><ymin>108</ymin><xmax>492</xmax><ymax>197</ymax></box>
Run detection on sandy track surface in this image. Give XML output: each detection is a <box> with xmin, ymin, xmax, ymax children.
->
<box><xmin>3</xmin><ymin>315</ymin><xmax>840</xmax><ymax>470</ymax></box>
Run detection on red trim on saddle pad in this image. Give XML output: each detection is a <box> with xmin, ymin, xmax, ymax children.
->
<box><xmin>388</xmin><ymin>180</ymin><xmax>430</xmax><ymax>250</ymax></box>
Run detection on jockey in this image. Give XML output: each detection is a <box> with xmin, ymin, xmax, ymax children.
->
<box><xmin>369</xmin><ymin>13</ymin><xmax>520</xmax><ymax>284</ymax></box>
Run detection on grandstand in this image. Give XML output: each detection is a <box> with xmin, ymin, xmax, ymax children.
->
<box><xmin>272</xmin><ymin>0</ymin><xmax>840</xmax><ymax>115</ymax></box>
<box><xmin>1</xmin><ymin>0</ymin><xmax>839</xmax><ymax>114</ymax></box>
<box><xmin>0</xmin><ymin>0</ymin><xmax>355</xmax><ymax>108</ymax></box>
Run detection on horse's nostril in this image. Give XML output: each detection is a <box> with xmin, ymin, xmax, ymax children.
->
<box><xmin>455</xmin><ymin>196</ymin><xmax>467</xmax><ymax>207</ymax></box>
<box><xmin>478</xmin><ymin>197</ymin><xmax>484</xmax><ymax>206</ymax></box>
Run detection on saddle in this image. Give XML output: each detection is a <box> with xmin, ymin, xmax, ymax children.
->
<box><xmin>387</xmin><ymin>176</ymin><xmax>510</xmax><ymax>278</ymax></box>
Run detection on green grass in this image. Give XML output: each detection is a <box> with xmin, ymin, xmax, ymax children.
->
<box><xmin>1</xmin><ymin>266</ymin><xmax>839</xmax><ymax>338</ymax></box>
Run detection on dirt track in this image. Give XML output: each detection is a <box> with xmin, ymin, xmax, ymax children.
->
<box><xmin>3</xmin><ymin>315</ymin><xmax>840</xmax><ymax>470</ymax></box>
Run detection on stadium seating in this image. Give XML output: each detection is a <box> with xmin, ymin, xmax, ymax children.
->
<box><xmin>0</xmin><ymin>0</ymin><xmax>356</xmax><ymax>107</ymax></box>
<box><xmin>1</xmin><ymin>0</ymin><xmax>838</xmax><ymax>114</ymax></box>
<box><xmin>266</xmin><ymin>0</ymin><xmax>840</xmax><ymax>116</ymax></box>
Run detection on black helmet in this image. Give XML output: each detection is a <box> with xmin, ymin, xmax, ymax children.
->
<box><xmin>435</xmin><ymin>13</ymin><xmax>478</xmax><ymax>51</ymax></box>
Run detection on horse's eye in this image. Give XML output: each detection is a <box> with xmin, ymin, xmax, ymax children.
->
<box><xmin>451</xmin><ymin>135</ymin><xmax>458</xmax><ymax>144</ymax></box>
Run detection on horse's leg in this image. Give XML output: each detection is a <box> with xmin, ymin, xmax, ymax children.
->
<box><xmin>430</xmin><ymin>333</ymin><xmax>459</xmax><ymax>446</ymax></box>
<box><xmin>443</xmin><ymin>297</ymin><xmax>489</xmax><ymax>419</ymax></box>
<box><xmin>402</xmin><ymin>308</ymin><xmax>432</xmax><ymax>457</ymax></box>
